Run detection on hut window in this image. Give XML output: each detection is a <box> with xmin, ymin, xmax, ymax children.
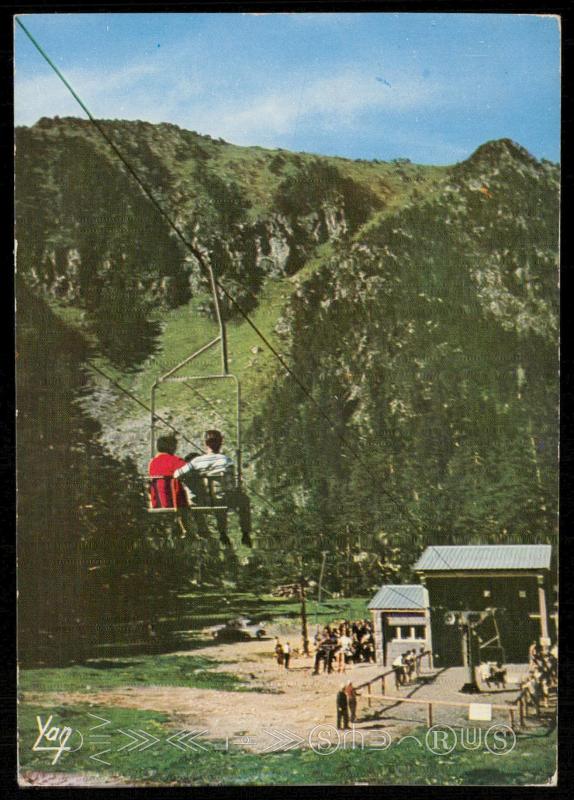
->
<box><xmin>391</xmin><ymin>625</ymin><xmax>426</xmax><ymax>641</ymax></box>
<box><xmin>519</xmin><ymin>590</ymin><xmax>527</xmax><ymax>599</ymax></box>
<box><xmin>483</xmin><ymin>590</ymin><xmax>491</xmax><ymax>598</ymax></box>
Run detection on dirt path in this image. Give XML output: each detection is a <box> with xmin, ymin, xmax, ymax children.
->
<box><xmin>24</xmin><ymin>638</ymin><xmax>388</xmax><ymax>746</ymax></box>
<box><xmin>23</xmin><ymin>640</ymin><xmax>527</xmax><ymax>749</ymax></box>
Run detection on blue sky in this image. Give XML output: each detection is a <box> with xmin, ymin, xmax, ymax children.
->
<box><xmin>15</xmin><ymin>12</ymin><xmax>560</xmax><ymax>164</ymax></box>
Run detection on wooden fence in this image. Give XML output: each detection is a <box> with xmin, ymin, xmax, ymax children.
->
<box><xmin>354</xmin><ymin>649</ymin><xmax>432</xmax><ymax>697</ymax></box>
<box><xmin>353</xmin><ymin>650</ymin><xmax>524</xmax><ymax>729</ymax></box>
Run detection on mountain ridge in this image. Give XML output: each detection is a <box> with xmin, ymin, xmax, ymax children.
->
<box><xmin>16</xmin><ymin>118</ymin><xmax>559</xmax><ymax>628</ymax></box>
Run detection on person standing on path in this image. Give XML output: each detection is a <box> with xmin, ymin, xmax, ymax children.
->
<box><xmin>284</xmin><ymin>641</ymin><xmax>291</xmax><ymax>669</ymax></box>
<box><xmin>336</xmin><ymin>684</ymin><xmax>350</xmax><ymax>730</ymax></box>
<box><xmin>337</xmin><ymin>631</ymin><xmax>352</xmax><ymax>673</ymax></box>
<box><xmin>345</xmin><ymin>681</ymin><xmax>360</xmax><ymax>723</ymax></box>
<box><xmin>274</xmin><ymin>637</ymin><xmax>284</xmax><ymax>666</ymax></box>
<box><xmin>327</xmin><ymin>633</ymin><xmax>338</xmax><ymax>674</ymax></box>
<box><xmin>416</xmin><ymin>645</ymin><xmax>425</xmax><ymax>676</ymax></box>
<box><xmin>392</xmin><ymin>653</ymin><xmax>406</xmax><ymax>689</ymax></box>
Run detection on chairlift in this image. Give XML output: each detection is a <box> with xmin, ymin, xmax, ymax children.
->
<box><xmin>476</xmin><ymin>608</ymin><xmax>507</xmax><ymax>666</ymax></box>
<box><xmin>146</xmin><ymin>260</ymin><xmax>250</xmax><ymax>539</ymax></box>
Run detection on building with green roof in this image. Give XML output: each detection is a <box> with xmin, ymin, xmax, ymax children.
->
<box><xmin>413</xmin><ymin>544</ymin><xmax>555</xmax><ymax>666</ymax></box>
<box><xmin>367</xmin><ymin>584</ymin><xmax>432</xmax><ymax>667</ymax></box>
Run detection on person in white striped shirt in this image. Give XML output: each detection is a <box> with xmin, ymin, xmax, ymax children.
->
<box><xmin>174</xmin><ymin>430</ymin><xmax>252</xmax><ymax>548</ymax></box>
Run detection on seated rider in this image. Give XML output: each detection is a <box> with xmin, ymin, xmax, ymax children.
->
<box><xmin>174</xmin><ymin>429</ymin><xmax>252</xmax><ymax>548</ymax></box>
<box><xmin>148</xmin><ymin>434</ymin><xmax>189</xmax><ymax>510</ymax></box>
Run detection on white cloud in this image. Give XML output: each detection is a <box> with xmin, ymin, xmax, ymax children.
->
<box><xmin>15</xmin><ymin>61</ymin><xmax>162</xmax><ymax>124</ymax></box>
<box><xmin>15</xmin><ymin>55</ymin><xmax>442</xmax><ymax>146</ymax></box>
<box><xmin>14</xmin><ymin>44</ymin><xmax>507</xmax><ymax>164</ymax></box>
<box><xmin>176</xmin><ymin>68</ymin><xmax>441</xmax><ymax>145</ymax></box>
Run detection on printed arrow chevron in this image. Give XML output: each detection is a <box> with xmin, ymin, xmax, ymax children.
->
<box><xmin>87</xmin><ymin>713</ymin><xmax>112</xmax><ymax>731</ymax></box>
<box><xmin>165</xmin><ymin>729</ymin><xmax>208</xmax><ymax>751</ymax></box>
<box><xmin>261</xmin><ymin>728</ymin><xmax>305</xmax><ymax>753</ymax></box>
<box><xmin>117</xmin><ymin>729</ymin><xmax>161</xmax><ymax>752</ymax></box>
<box><xmin>89</xmin><ymin>750</ymin><xmax>112</xmax><ymax>766</ymax></box>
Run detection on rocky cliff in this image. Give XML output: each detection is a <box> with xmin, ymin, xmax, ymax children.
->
<box><xmin>16</xmin><ymin>119</ymin><xmax>559</xmax><ymax>628</ymax></box>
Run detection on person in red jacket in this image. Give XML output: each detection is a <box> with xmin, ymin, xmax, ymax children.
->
<box><xmin>148</xmin><ymin>435</ymin><xmax>189</xmax><ymax>510</ymax></box>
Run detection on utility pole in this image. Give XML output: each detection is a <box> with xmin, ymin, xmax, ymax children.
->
<box><xmin>299</xmin><ymin>574</ymin><xmax>310</xmax><ymax>656</ymax></box>
<box><xmin>345</xmin><ymin>534</ymin><xmax>351</xmax><ymax>598</ymax></box>
<box><xmin>318</xmin><ymin>551</ymin><xmax>328</xmax><ymax>604</ymax></box>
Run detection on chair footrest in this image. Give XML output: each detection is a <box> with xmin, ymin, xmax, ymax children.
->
<box><xmin>148</xmin><ymin>506</ymin><xmax>229</xmax><ymax>512</ymax></box>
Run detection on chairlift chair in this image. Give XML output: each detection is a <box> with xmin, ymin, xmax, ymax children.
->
<box><xmin>145</xmin><ymin>259</ymin><xmax>250</xmax><ymax>536</ymax></box>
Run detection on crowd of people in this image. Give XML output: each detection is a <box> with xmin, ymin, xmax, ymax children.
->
<box><xmin>271</xmin><ymin>621</ymin><xmax>557</xmax><ymax>731</ymax></box>
<box><xmin>312</xmin><ymin>619</ymin><xmax>376</xmax><ymax>675</ymax></box>
<box><xmin>271</xmin><ymin>618</ymin><xmax>376</xmax><ymax>676</ymax></box>
<box><xmin>521</xmin><ymin>641</ymin><xmax>558</xmax><ymax>713</ymax></box>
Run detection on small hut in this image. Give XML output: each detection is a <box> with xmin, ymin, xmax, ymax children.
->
<box><xmin>368</xmin><ymin>584</ymin><xmax>432</xmax><ymax>667</ymax></box>
<box><xmin>413</xmin><ymin>544</ymin><xmax>554</xmax><ymax>666</ymax></box>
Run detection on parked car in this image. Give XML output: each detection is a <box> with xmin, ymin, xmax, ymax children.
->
<box><xmin>210</xmin><ymin>617</ymin><xmax>267</xmax><ymax>642</ymax></box>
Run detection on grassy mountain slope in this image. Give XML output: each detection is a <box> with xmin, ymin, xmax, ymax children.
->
<box><xmin>16</xmin><ymin>119</ymin><xmax>558</xmax><ymax>647</ymax></box>
<box><xmin>16</xmin><ymin>117</ymin><xmax>449</xmax><ymax>472</ymax></box>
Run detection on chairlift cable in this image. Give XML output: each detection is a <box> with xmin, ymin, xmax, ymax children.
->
<box><xmin>86</xmin><ymin>362</ymin><xmax>201</xmax><ymax>451</ymax></box>
<box><xmin>87</xmin><ymin>363</ymin><xmax>273</xmax><ymax>511</ymax></box>
<box><xmin>18</xmin><ymin>19</ymin><xmax>456</xmax><ymax>576</ymax></box>
<box><xmin>146</xmin><ymin>353</ymin><xmax>264</xmax><ymax>454</ymax></box>
<box><xmin>86</xmin><ymin>362</ymin><xmax>277</xmax><ymax>515</ymax></box>
<box><xmin>17</xmin><ymin>20</ymin><xmax>415</xmax><ymax>523</ymax></box>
